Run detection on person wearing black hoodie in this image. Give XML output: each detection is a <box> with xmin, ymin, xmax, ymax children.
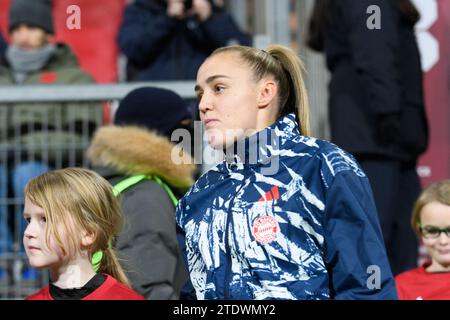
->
<box><xmin>118</xmin><ymin>0</ymin><xmax>251</xmax><ymax>81</ymax></box>
<box><xmin>307</xmin><ymin>0</ymin><xmax>429</xmax><ymax>275</ymax></box>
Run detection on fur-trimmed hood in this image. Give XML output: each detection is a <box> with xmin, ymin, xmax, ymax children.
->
<box><xmin>87</xmin><ymin>126</ymin><xmax>196</xmax><ymax>188</ymax></box>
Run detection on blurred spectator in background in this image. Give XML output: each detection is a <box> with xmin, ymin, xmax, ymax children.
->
<box><xmin>395</xmin><ymin>180</ymin><xmax>450</xmax><ymax>300</ymax></box>
<box><xmin>307</xmin><ymin>0</ymin><xmax>429</xmax><ymax>275</ymax></box>
<box><xmin>0</xmin><ymin>32</ymin><xmax>6</xmax><ymax>63</ymax></box>
<box><xmin>0</xmin><ymin>0</ymin><xmax>99</xmax><ymax>260</ymax></box>
<box><xmin>118</xmin><ymin>0</ymin><xmax>252</xmax><ymax>81</ymax></box>
<box><xmin>86</xmin><ymin>87</ymin><xmax>195</xmax><ymax>299</ymax></box>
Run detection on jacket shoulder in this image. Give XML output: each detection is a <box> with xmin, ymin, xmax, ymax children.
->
<box><xmin>87</xmin><ymin>275</ymin><xmax>145</xmax><ymax>300</ymax></box>
<box><xmin>46</xmin><ymin>44</ymin><xmax>94</xmax><ymax>83</ymax></box>
<box><xmin>395</xmin><ymin>267</ymin><xmax>422</xmax><ymax>282</ymax></box>
<box><xmin>315</xmin><ymin>139</ymin><xmax>366</xmax><ymax>180</ymax></box>
<box><xmin>107</xmin><ymin>278</ymin><xmax>145</xmax><ymax>300</ymax></box>
<box><xmin>289</xmin><ymin>137</ymin><xmax>365</xmax><ymax>177</ymax></box>
<box><xmin>121</xmin><ymin>179</ymin><xmax>176</xmax><ymax>217</ymax></box>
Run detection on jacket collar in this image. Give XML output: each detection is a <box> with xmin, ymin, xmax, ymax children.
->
<box><xmin>86</xmin><ymin>126</ymin><xmax>196</xmax><ymax>189</ymax></box>
<box><xmin>222</xmin><ymin>113</ymin><xmax>303</xmax><ymax>168</ymax></box>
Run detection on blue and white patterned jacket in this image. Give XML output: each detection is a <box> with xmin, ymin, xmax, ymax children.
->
<box><xmin>176</xmin><ymin>113</ymin><xmax>398</xmax><ymax>300</ymax></box>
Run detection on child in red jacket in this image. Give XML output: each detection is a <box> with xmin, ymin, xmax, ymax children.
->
<box><xmin>23</xmin><ymin>168</ymin><xmax>144</xmax><ymax>300</ymax></box>
<box><xmin>395</xmin><ymin>180</ymin><xmax>450</xmax><ymax>300</ymax></box>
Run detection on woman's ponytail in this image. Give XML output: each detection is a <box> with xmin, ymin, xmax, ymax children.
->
<box><xmin>267</xmin><ymin>45</ymin><xmax>311</xmax><ymax>136</ymax></box>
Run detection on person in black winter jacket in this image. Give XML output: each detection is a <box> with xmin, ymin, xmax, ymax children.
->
<box><xmin>86</xmin><ymin>87</ymin><xmax>196</xmax><ymax>299</ymax></box>
<box><xmin>118</xmin><ymin>0</ymin><xmax>252</xmax><ymax>81</ymax></box>
<box><xmin>307</xmin><ymin>0</ymin><xmax>429</xmax><ymax>275</ymax></box>
<box><xmin>0</xmin><ymin>32</ymin><xmax>6</xmax><ymax>63</ymax></box>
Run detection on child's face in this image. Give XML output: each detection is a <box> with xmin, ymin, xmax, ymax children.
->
<box><xmin>23</xmin><ymin>197</ymin><xmax>65</xmax><ymax>269</ymax></box>
<box><xmin>420</xmin><ymin>201</ymin><xmax>450</xmax><ymax>269</ymax></box>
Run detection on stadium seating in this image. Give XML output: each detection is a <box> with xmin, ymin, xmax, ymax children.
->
<box><xmin>0</xmin><ymin>0</ymin><xmax>126</xmax><ymax>83</ymax></box>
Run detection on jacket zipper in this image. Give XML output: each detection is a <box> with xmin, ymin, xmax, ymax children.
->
<box><xmin>223</xmin><ymin>165</ymin><xmax>249</xmax><ymax>299</ymax></box>
<box><xmin>223</xmin><ymin>203</ymin><xmax>233</xmax><ymax>299</ymax></box>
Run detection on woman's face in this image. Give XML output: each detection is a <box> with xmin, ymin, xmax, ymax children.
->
<box><xmin>196</xmin><ymin>52</ymin><xmax>262</xmax><ymax>149</ymax></box>
<box><xmin>420</xmin><ymin>201</ymin><xmax>450</xmax><ymax>271</ymax></box>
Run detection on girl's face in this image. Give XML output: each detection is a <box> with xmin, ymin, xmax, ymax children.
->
<box><xmin>23</xmin><ymin>197</ymin><xmax>65</xmax><ymax>269</ymax></box>
<box><xmin>420</xmin><ymin>201</ymin><xmax>450</xmax><ymax>271</ymax></box>
<box><xmin>196</xmin><ymin>52</ymin><xmax>263</xmax><ymax>149</ymax></box>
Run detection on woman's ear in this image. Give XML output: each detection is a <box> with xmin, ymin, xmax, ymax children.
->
<box><xmin>257</xmin><ymin>80</ymin><xmax>278</xmax><ymax>109</ymax></box>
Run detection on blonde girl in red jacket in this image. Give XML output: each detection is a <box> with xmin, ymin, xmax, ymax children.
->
<box><xmin>23</xmin><ymin>168</ymin><xmax>144</xmax><ymax>300</ymax></box>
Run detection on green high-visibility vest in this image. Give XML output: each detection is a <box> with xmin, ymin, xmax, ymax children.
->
<box><xmin>112</xmin><ymin>174</ymin><xmax>178</xmax><ymax>206</ymax></box>
<box><xmin>91</xmin><ymin>175</ymin><xmax>178</xmax><ymax>271</ymax></box>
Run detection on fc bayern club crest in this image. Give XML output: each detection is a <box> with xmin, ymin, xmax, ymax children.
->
<box><xmin>252</xmin><ymin>215</ymin><xmax>278</xmax><ymax>243</ymax></box>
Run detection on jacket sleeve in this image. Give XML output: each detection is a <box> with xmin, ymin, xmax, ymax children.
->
<box><xmin>323</xmin><ymin>170</ymin><xmax>398</xmax><ymax>299</ymax></box>
<box><xmin>175</xmin><ymin>196</ymin><xmax>197</xmax><ymax>300</ymax></box>
<box><xmin>343</xmin><ymin>0</ymin><xmax>400</xmax><ymax>115</ymax></box>
<box><xmin>200</xmin><ymin>12</ymin><xmax>252</xmax><ymax>48</ymax></box>
<box><xmin>116</xmin><ymin>181</ymin><xmax>182</xmax><ymax>299</ymax></box>
<box><xmin>118</xmin><ymin>5</ymin><xmax>179</xmax><ymax>67</ymax></box>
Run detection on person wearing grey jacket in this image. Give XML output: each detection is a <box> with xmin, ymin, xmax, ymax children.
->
<box><xmin>86</xmin><ymin>87</ymin><xmax>196</xmax><ymax>299</ymax></box>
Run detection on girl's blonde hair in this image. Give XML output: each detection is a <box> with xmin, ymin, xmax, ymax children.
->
<box><xmin>211</xmin><ymin>44</ymin><xmax>311</xmax><ymax>136</ymax></box>
<box><xmin>411</xmin><ymin>180</ymin><xmax>450</xmax><ymax>236</ymax></box>
<box><xmin>24</xmin><ymin>167</ymin><xmax>130</xmax><ymax>286</ymax></box>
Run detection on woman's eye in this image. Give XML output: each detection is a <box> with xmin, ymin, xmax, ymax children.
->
<box><xmin>24</xmin><ymin>217</ymin><xmax>31</xmax><ymax>224</ymax></box>
<box><xmin>214</xmin><ymin>85</ymin><xmax>225</xmax><ymax>93</ymax></box>
<box><xmin>40</xmin><ymin>216</ymin><xmax>47</xmax><ymax>224</ymax></box>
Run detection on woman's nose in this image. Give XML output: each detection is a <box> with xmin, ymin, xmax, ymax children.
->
<box><xmin>198</xmin><ymin>93</ymin><xmax>213</xmax><ymax>114</ymax></box>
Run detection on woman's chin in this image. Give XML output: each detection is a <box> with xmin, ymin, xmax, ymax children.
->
<box><xmin>207</xmin><ymin>134</ymin><xmax>225</xmax><ymax>149</ymax></box>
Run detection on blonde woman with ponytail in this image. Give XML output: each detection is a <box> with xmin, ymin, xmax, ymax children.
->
<box><xmin>23</xmin><ymin>168</ymin><xmax>143</xmax><ymax>300</ymax></box>
<box><xmin>176</xmin><ymin>44</ymin><xmax>397</xmax><ymax>300</ymax></box>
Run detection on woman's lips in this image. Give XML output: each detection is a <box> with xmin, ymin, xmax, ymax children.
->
<box><xmin>204</xmin><ymin>119</ymin><xmax>218</xmax><ymax>128</ymax></box>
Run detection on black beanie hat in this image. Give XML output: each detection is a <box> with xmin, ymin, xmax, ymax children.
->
<box><xmin>9</xmin><ymin>0</ymin><xmax>54</xmax><ymax>35</ymax></box>
<box><xmin>114</xmin><ymin>87</ymin><xmax>193</xmax><ymax>137</ymax></box>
